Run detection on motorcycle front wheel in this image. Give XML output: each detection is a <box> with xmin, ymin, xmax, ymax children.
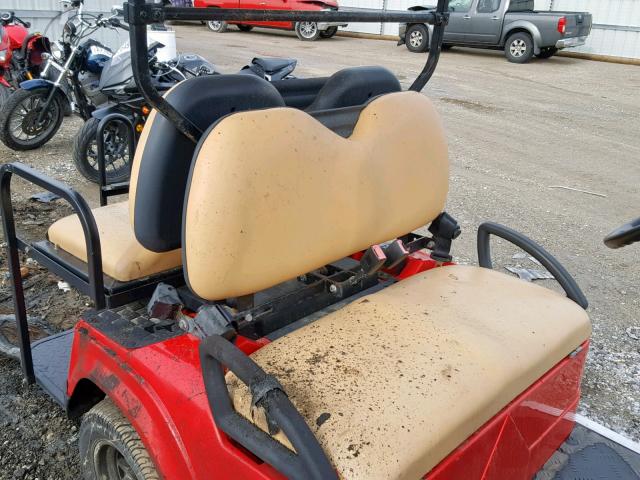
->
<box><xmin>0</xmin><ymin>87</ymin><xmax>64</xmax><ymax>151</ymax></box>
<box><xmin>73</xmin><ymin>117</ymin><xmax>133</xmax><ymax>184</ymax></box>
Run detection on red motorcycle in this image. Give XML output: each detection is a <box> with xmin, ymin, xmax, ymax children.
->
<box><xmin>0</xmin><ymin>11</ymin><xmax>50</xmax><ymax>104</ymax></box>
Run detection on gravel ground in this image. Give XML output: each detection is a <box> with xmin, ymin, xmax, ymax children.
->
<box><xmin>0</xmin><ymin>24</ymin><xmax>638</xmax><ymax>478</ymax></box>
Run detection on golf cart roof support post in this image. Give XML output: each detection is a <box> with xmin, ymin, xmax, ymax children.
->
<box><xmin>0</xmin><ymin>163</ymin><xmax>106</xmax><ymax>383</ymax></box>
<box><xmin>124</xmin><ymin>0</ymin><xmax>449</xmax><ymax>144</ymax></box>
<box><xmin>410</xmin><ymin>0</ymin><xmax>449</xmax><ymax>92</ymax></box>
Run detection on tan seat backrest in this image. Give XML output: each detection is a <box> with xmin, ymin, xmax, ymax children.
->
<box><xmin>184</xmin><ymin>91</ymin><xmax>449</xmax><ymax>300</ymax></box>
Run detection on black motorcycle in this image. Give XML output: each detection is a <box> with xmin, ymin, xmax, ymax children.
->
<box><xmin>0</xmin><ymin>1</ymin><xmax>123</xmax><ymax>151</ymax></box>
<box><xmin>73</xmin><ymin>39</ymin><xmax>216</xmax><ymax>183</ymax></box>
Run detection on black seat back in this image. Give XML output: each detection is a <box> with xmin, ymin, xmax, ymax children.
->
<box><xmin>306</xmin><ymin>66</ymin><xmax>401</xmax><ymax>111</ymax></box>
<box><xmin>131</xmin><ymin>74</ymin><xmax>285</xmax><ymax>252</ymax></box>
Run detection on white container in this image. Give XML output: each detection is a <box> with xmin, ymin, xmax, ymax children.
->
<box><xmin>147</xmin><ymin>28</ymin><xmax>177</xmax><ymax>62</ymax></box>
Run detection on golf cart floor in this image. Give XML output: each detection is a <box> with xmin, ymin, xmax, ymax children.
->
<box><xmin>538</xmin><ymin>423</ymin><xmax>640</xmax><ymax>479</ymax></box>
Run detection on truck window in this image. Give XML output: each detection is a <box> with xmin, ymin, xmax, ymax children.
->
<box><xmin>448</xmin><ymin>0</ymin><xmax>473</xmax><ymax>13</ymax></box>
<box><xmin>507</xmin><ymin>0</ymin><xmax>534</xmax><ymax>12</ymax></box>
<box><xmin>477</xmin><ymin>0</ymin><xmax>501</xmax><ymax>13</ymax></box>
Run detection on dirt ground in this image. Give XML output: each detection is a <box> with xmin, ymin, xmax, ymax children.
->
<box><xmin>0</xmin><ymin>23</ymin><xmax>638</xmax><ymax>479</ymax></box>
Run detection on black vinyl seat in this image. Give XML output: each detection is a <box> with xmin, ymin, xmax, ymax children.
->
<box><xmin>306</xmin><ymin>66</ymin><xmax>401</xmax><ymax>111</ymax></box>
<box><xmin>131</xmin><ymin>74</ymin><xmax>286</xmax><ymax>253</ymax></box>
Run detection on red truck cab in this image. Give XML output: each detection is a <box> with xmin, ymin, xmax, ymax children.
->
<box><xmin>193</xmin><ymin>0</ymin><xmax>347</xmax><ymax>40</ymax></box>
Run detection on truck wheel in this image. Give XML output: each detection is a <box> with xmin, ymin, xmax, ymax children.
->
<box><xmin>405</xmin><ymin>24</ymin><xmax>429</xmax><ymax>53</ymax></box>
<box><xmin>79</xmin><ymin>399</ymin><xmax>159</xmax><ymax>480</ymax></box>
<box><xmin>320</xmin><ymin>26</ymin><xmax>338</xmax><ymax>38</ymax></box>
<box><xmin>505</xmin><ymin>32</ymin><xmax>534</xmax><ymax>63</ymax></box>
<box><xmin>237</xmin><ymin>24</ymin><xmax>253</xmax><ymax>32</ymax></box>
<box><xmin>536</xmin><ymin>47</ymin><xmax>558</xmax><ymax>59</ymax></box>
<box><xmin>295</xmin><ymin>22</ymin><xmax>321</xmax><ymax>41</ymax></box>
<box><xmin>206</xmin><ymin>20</ymin><xmax>227</xmax><ymax>32</ymax></box>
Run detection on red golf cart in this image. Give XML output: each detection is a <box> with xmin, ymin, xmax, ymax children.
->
<box><xmin>1</xmin><ymin>1</ymin><xmax>639</xmax><ymax>479</ymax></box>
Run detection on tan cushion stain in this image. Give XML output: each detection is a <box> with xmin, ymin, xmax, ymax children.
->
<box><xmin>184</xmin><ymin>92</ymin><xmax>449</xmax><ymax>300</ymax></box>
<box><xmin>47</xmin><ymin>201</ymin><xmax>181</xmax><ymax>282</ymax></box>
<box><xmin>226</xmin><ymin>266</ymin><xmax>591</xmax><ymax>480</ymax></box>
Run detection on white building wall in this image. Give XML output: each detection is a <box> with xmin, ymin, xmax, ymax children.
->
<box><xmin>0</xmin><ymin>0</ymin><xmax>126</xmax><ymax>50</ymax></box>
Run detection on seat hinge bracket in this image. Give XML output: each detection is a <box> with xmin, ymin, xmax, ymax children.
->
<box><xmin>428</xmin><ymin>212</ymin><xmax>461</xmax><ymax>263</ymax></box>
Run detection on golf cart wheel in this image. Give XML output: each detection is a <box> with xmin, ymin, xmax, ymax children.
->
<box><xmin>295</xmin><ymin>21</ymin><xmax>321</xmax><ymax>41</ymax></box>
<box><xmin>79</xmin><ymin>399</ymin><xmax>159</xmax><ymax>480</ymax></box>
<box><xmin>206</xmin><ymin>20</ymin><xmax>227</xmax><ymax>32</ymax></box>
<box><xmin>405</xmin><ymin>24</ymin><xmax>429</xmax><ymax>53</ymax></box>
<box><xmin>0</xmin><ymin>87</ymin><xmax>64</xmax><ymax>151</ymax></box>
<box><xmin>536</xmin><ymin>47</ymin><xmax>558</xmax><ymax>59</ymax></box>
<box><xmin>73</xmin><ymin>117</ymin><xmax>132</xmax><ymax>184</ymax></box>
<box><xmin>237</xmin><ymin>24</ymin><xmax>253</xmax><ymax>32</ymax></box>
<box><xmin>505</xmin><ymin>32</ymin><xmax>534</xmax><ymax>63</ymax></box>
<box><xmin>320</xmin><ymin>26</ymin><xmax>338</xmax><ymax>38</ymax></box>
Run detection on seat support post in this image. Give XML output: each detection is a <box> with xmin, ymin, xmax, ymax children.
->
<box><xmin>0</xmin><ymin>166</ymin><xmax>35</xmax><ymax>383</ymax></box>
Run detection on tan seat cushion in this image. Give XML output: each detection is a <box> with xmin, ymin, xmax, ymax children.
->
<box><xmin>184</xmin><ymin>91</ymin><xmax>449</xmax><ymax>300</ymax></box>
<box><xmin>226</xmin><ymin>266</ymin><xmax>591</xmax><ymax>480</ymax></box>
<box><xmin>47</xmin><ymin>202</ymin><xmax>181</xmax><ymax>282</ymax></box>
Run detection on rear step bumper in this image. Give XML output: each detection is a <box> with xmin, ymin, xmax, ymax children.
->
<box><xmin>556</xmin><ymin>36</ymin><xmax>588</xmax><ymax>49</ymax></box>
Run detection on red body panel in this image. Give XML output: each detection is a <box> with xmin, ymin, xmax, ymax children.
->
<box><xmin>193</xmin><ymin>0</ymin><xmax>339</xmax><ymax>30</ymax></box>
<box><xmin>427</xmin><ymin>344</ymin><xmax>588</xmax><ymax>480</ymax></box>
<box><xmin>67</xmin><ymin>252</ymin><xmax>588</xmax><ymax>479</ymax></box>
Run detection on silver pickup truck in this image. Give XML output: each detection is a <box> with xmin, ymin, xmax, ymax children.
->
<box><xmin>398</xmin><ymin>0</ymin><xmax>592</xmax><ymax>63</ymax></box>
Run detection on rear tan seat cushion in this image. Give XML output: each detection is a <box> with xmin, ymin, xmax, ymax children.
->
<box><xmin>47</xmin><ymin>202</ymin><xmax>181</xmax><ymax>282</ymax></box>
<box><xmin>226</xmin><ymin>266</ymin><xmax>591</xmax><ymax>480</ymax></box>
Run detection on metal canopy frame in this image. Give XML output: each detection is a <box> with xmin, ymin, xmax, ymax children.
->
<box><xmin>123</xmin><ymin>0</ymin><xmax>450</xmax><ymax>143</ymax></box>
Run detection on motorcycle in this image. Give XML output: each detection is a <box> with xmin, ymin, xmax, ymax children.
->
<box><xmin>74</xmin><ymin>40</ymin><xmax>217</xmax><ymax>183</ymax></box>
<box><xmin>0</xmin><ymin>0</ymin><xmax>123</xmax><ymax>151</ymax></box>
<box><xmin>0</xmin><ymin>11</ymin><xmax>51</xmax><ymax>105</ymax></box>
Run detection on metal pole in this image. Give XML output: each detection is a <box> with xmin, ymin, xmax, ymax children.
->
<box><xmin>0</xmin><ymin>167</ymin><xmax>35</xmax><ymax>383</ymax></box>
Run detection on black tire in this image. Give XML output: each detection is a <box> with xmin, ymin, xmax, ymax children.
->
<box><xmin>536</xmin><ymin>47</ymin><xmax>558</xmax><ymax>59</ymax></box>
<box><xmin>206</xmin><ymin>20</ymin><xmax>227</xmax><ymax>32</ymax></box>
<box><xmin>0</xmin><ymin>84</ymin><xmax>11</xmax><ymax>108</ymax></box>
<box><xmin>73</xmin><ymin>117</ymin><xmax>133</xmax><ymax>184</ymax></box>
<box><xmin>0</xmin><ymin>87</ymin><xmax>64</xmax><ymax>151</ymax></box>
<box><xmin>320</xmin><ymin>26</ymin><xmax>338</xmax><ymax>38</ymax></box>
<box><xmin>405</xmin><ymin>24</ymin><xmax>430</xmax><ymax>53</ymax></box>
<box><xmin>79</xmin><ymin>399</ymin><xmax>159</xmax><ymax>480</ymax></box>
<box><xmin>295</xmin><ymin>22</ymin><xmax>321</xmax><ymax>41</ymax></box>
<box><xmin>441</xmin><ymin>44</ymin><xmax>453</xmax><ymax>50</ymax></box>
<box><xmin>237</xmin><ymin>24</ymin><xmax>253</xmax><ymax>32</ymax></box>
<box><xmin>505</xmin><ymin>32</ymin><xmax>534</xmax><ymax>63</ymax></box>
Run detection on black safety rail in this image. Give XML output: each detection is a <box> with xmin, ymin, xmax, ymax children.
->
<box><xmin>124</xmin><ymin>0</ymin><xmax>450</xmax><ymax>143</ymax></box>
<box><xmin>477</xmin><ymin>222</ymin><xmax>588</xmax><ymax>309</ymax></box>
<box><xmin>200</xmin><ymin>335</ymin><xmax>338</xmax><ymax>480</ymax></box>
<box><xmin>96</xmin><ymin>113</ymin><xmax>136</xmax><ymax>206</ymax></box>
<box><xmin>0</xmin><ymin>163</ymin><xmax>104</xmax><ymax>383</ymax></box>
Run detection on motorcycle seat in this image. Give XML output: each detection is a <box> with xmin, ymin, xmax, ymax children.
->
<box><xmin>252</xmin><ymin>57</ymin><xmax>297</xmax><ymax>74</ymax></box>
